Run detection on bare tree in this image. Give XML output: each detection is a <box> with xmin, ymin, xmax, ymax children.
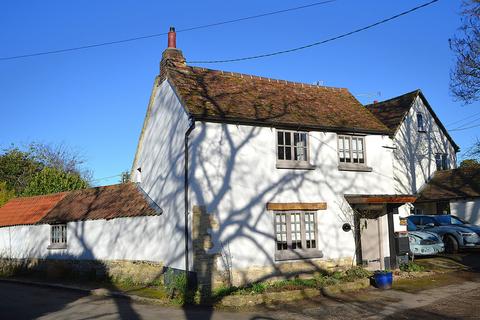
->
<box><xmin>450</xmin><ymin>0</ymin><xmax>480</xmax><ymax>104</ymax></box>
<box><xmin>28</xmin><ymin>142</ymin><xmax>92</xmax><ymax>182</ymax></box>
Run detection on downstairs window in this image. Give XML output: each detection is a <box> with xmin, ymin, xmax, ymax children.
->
<box><xmin>274</xmin><ymin>211</ymin><xmax>323</xmax><ymax>261</ymax></box>
<box><xmin>48</xmin><ymin>224</ymin><xmax>67</xmax><ymax>249</ymax></box>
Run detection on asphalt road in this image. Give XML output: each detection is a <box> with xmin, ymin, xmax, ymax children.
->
<box><xmin>0</xmin><ymin>273</ymin><xmax>479</xmax><ymax>319</ymax></box>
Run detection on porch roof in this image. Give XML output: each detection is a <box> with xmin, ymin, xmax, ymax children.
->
<box><xmin>344</xmin><ymin>194</ymin><xmax>417</xmax><ymax>204</ymax></box>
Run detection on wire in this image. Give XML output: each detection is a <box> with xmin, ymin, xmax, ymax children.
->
<box><xmin>91</xmin><ymin>174</ymin><xmax>123</xmax><ymax>182</ymax></box>
<box><xmin>449</xmin><ymin>123</ymin><xmax>480</xmax><ymax>132</ymax></box>
<box><xmin>446</xmin><ymin>111</ymin><xmax>480</xmax><ymax>127</ymax></box>
<box><xmin>0</xmin><ymin>0</ymin><xmax>336</xmax><ymax>61</ymax></box>
<box><xmin>449</xmin><ymin>115</ymin><xmax>480</xmax><ymax>131</ymax></box>
<box><xmin>188</xmin><ymin>0</ymin><xmax>440</xmax><ymax>64</ymax></box>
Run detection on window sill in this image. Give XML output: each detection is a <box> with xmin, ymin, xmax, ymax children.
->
<box><xmin>276</xmin><ymin>161</ymin><xmax>316</xmax><ymax>170</ymax></box>
<box><xmin>338</xmin><ymin>164</ymin><xmax>372</xmax><ymax>172</ymax></box>
<box><xmin>275</xmin><ymin>249</ymin><xmax>323</xmax><ymax>261</ymax></box>
<box><xmin>47</xmin><ymin>244</ymin><xmax>67</xmax><ymax>250</ymax></box>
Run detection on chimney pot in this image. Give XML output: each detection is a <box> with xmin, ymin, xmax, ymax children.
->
<box><xmin>168</xmin><ymin>26</ymin><xmax>176</xmax><ymax>49</ymax></box>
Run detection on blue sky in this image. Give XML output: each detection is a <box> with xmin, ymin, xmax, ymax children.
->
<box><xmin>1</xmin><ymin>0</ymin><xmax>478</xmax><ymax>186</ymax></box>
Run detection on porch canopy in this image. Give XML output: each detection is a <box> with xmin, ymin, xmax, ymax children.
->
<box><xmin>344</xmin><ymin>194</ymin><xmax>417</xmax><ymax>205</ymax></box>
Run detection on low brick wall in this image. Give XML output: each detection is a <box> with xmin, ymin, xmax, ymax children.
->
<box><xmin>0</xmin><ymin>258</ymin><xmax>164</xmax><ymax>285</ymax></box>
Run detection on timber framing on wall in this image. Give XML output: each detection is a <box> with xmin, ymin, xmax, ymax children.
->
<box><xmin>266</xmin><ymin>202</ymin><xmax>327</xmax><ymax>211</ymax></box>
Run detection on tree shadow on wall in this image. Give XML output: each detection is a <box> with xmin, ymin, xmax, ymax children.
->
<box><xmin>174</xmin><ymin>72</ymin><xmax>396</xmax><ymax>319</ymax></box>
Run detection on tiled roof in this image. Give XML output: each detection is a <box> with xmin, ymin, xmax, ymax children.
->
<box><xmin>162</xmin><ymin>50</ymin><xmax>390</xmax><ymax>134</ymax></box>
<box><xmin>417</xmin><ymin>168</ymin><xmax>480</xmax><ymax>202</ymax></box>
<box><xmin>0</xmin><ymin>183</ymin><xmax>161</xmax><ymax>227</ymax></box>
<box><xmin>365</xmin><ymin>90</ymin><xmax>419</xmax><ymax>132</ymax></box>
<box><xmin>40</xmin><ymin>183</ymin><xmax>160</xmax><ymax>224</ymax></box>
<box><xmin>0</xmin><ymin>192</ymin><xmax>68</xmax><ymax>227</ymax></box>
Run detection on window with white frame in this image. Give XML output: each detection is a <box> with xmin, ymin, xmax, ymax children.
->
<box><xmin>338</xmin><ymin>135</ymin><xmax>366</xmax><ymax>165</ymax></box>
<box><xmin>49</xmin><ymin>224</ymin><xmax>67</xmax><ymax>248</ymax></box>
<box><xmin>274</xmin><ymin>211</ymin><xmax>322</xmax><ymax>260</ymax></box>
<box><xmin>435</xmin><ymin>153</ymin><xmax>449</xmax><ymax>171</ymax></box>
<box><xmin>417</xmin><ymin>113</ymin><xmax>425</xmax><ymax>132</ymax></box>
<box><xmin>276</xmin><ymin>130</ymin><xmax>311</xmax><ymax>168</ymax></box>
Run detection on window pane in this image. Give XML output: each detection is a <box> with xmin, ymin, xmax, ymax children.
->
<box><xmin>285</xmin><ymin>132</ymin><xmax>291</xmax><ymax>146</ymax></box>
<box><xmin>358</xmin><ymin>138</ymin><xmax>363</xmax><ymax>151</ymax></box>
<box><xmin>304</xmin><ymin>212</ymin><xmax>317</xmax><ymax>249</ymax></box>
<box><xmin>275</xmin><ymin>213</ymin><xmax>288</xmax><ymax>251</ymax></box>
<box><xmin>278</xmin><ymin>131</ymin><xmax>284</xmax><ymax>145</ymax></box>
<box><xmin>345</xmin><ymin>138</ymin><xmax>351</xmax><ymax>162</ymax></box>
<box><xmin>417</xmin><ymin>113</ymin><xmax>424</xmax><ymax>131</ymax></box>
<box><xmin>278</xmin><ymin>147</ymin><xmax>284</xmax><ymax>160</ymax></box>
<box><xmin>435</xmin><ymin>154</ymin><xmax>442</xmax><ymax>171</ymax></box>
<box><xmin>285</xmin><ymin>147</ymin><xmax>292</xmax><ymax>160</ymax></box>
<box><xmin>291</xmin><ymin>212</ymin><xmax>302</xmax><ymax>249</ymax></box>
<box><xmin>442</xmin><ymin>154</ymin><xmax>448</xmax><ymax>170</ymax></box>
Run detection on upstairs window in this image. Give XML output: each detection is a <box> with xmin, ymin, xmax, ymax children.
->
<box><xmin>338</xmin><ymin>135</ymin><xmax>365</xmax><ymax>164</ymax></box>
<box><xmin>276</xmin><ymin>130</ymin><xmax>312</xmax><ymax>169</ymax></box>
<box><xmin>417</xmin><ymin>113</ymin><xmax>425</xmax><ymax>132</ymax></box>
<box><xmin>435</xmin><ymin>153</ymin><xmax>449</xmax><ymax>171</ymax></box>
<box><xmin>48</xmin><ymin>224</ymin><xmax>67</xmax><ymax>249</ymax></box>
<box><xmin>274</xmin><ymin>211</ymin><xmax>322</xmax><ymax>260</ymax></box>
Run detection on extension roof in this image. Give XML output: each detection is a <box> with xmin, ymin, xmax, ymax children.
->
<box><xmin>0</xmin><ymin>192</ymin><xmax>68</xmax><ymax>228</ymax></box>
<box><xmin>0</xmin><ymin>183</ymin><xmax>161</xmax><ymax>228</ymax></box>
<box><xmin>365</xmin><ymin>90</ymin><xmax>459</xmax><ymax>151</ymax></box>
<box><xmin>416</xmin><ymin>168</ymin><xmax>480</xmax><ymax>202</ymax></box>
<box><xmin>161</xmin><ymin>49</ymin><xmax>390</xmax><ymax>134</ymax></box>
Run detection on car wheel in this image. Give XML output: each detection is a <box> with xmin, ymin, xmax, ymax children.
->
<box><xmin>444</xmin><ymin>235</ymin><xmax>459</xmax><ymax>254</ymax></box>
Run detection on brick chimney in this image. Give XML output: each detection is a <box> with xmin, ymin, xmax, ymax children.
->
<box><xmin>160</xmin><ymin>26</ymin><xmax>186</xmax><ymax>81</ymax></box>
<box><xmin>373</xmin><ymin>100</ymin><xmax>378</xmax><ymax>104</ymax></box>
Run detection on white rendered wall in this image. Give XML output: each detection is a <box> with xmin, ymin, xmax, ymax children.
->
<box><xmin>188</xmin><ymin>122</ymin><xmax>397</xmax><ymax>272</ymax></box>
<box><xmin>131</xmin><ymin>80</ymin><xmax>191</xmax><ymax>269</ymax></box>
<box><xmin>0</xmin><ymin>216</ymin><xmax>167</xmax><ymax>261</ymax></box>
<box><xmin>450</xmin><ymin>199</ymin><xmax>480</xmax><ymax>225</ymax></box>
<box><xmin>393</xmin><ymin>96</ymin><xmax>457</xmax><ymax>195</ymax></box>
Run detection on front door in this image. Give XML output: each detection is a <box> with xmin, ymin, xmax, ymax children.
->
<box><xmin>360</xmin><ymin>217</ymin><xmax>382</xmax><ymax>270</ymax></box>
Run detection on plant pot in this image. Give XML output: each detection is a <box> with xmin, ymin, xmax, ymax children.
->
<box><xmin>372</xmin><ymin>271</ymin><xmax>393</xmax><ymax>289</ymax></box>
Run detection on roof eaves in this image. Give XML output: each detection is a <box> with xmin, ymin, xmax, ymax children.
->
<box><xmin>191</xmin><ymin>115</ymin><xmax>392</xmax><ymax>135</ymax></box>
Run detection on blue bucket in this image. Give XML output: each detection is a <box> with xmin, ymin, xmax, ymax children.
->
<box><xmin>373</xmin><ymin>271</ymin><xmax>393</xmax><ymax>289</ymax></box>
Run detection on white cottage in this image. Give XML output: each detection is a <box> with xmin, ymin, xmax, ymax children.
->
<box><xmin>0</xmin><ymin>29</ymin><xmax>461</xmax><ymax>292</ymax></box>
<box><xmin>130</xmin><ymin>29</ymin><xmax>427</xmax><ymax>290</ymax></box>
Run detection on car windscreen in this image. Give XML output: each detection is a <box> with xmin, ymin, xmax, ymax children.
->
<box><xmin>434</xmin><ymin>215</ymin><xmax>465</xmax><ymax>226</ymax></box>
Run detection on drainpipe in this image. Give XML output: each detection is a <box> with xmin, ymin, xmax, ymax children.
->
<box><xmin>184</xmin><ymin>119</ymin><xmax>195</xmax><ymax>281</ymax></box>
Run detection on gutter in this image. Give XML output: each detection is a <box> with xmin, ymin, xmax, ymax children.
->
<box><xmin>184</xmin><ymin>119</ymin><xmax>195</xmax><ymax>278</ymax></box>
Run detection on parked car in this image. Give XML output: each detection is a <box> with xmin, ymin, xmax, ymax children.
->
<box><xmin>407</xmin><ymin>215</ymin><xmax>480</xmax><ymax>253</ymax></box>
<box><xmin>407</xmin><ymin>220</ymin><xmax>444</xmax><ymax>256</ymax></box>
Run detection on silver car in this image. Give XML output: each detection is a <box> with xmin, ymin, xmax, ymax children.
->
<box><xmin>407</xmin><ymin>220</ymin><xmax>445</xmax><ymax>255</ymax></box>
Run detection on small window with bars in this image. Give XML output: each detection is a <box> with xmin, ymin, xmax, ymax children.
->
<box><xmin>50</xmin><ymin>224</ymin><xmax>67</xmax><ymax>247</ymax></box>
<box><xmin>274</xmin><ymin>211</ymin><xmax>319</xmax><ymax>257</ymax></box>
<box><xmin>338</xmin><ymin>135</ymin><xmax>365</xmax><ymax>165</ymax></box>
<box><xmin>435</xmin><ymin>153</ymin><xmax>449</xmax><ymax>171</ymax></box>
<box><xmin>417</xmin><ymin>113</ymin><xmax>425</xmax><ymax>132</ymax></box>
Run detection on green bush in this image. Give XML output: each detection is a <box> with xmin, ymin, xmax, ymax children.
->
<box><xmin>164</xmin><ymin>270</ymin><xmax>191</xmax><ymax>304</ymax></box>
<box><xmin>400</xmin><ymin>262</ymin><xmax>425</xmax><ymax>272</ymax></box>
<box><xmin>344</xmin><ymin>266</ymin><xmax>373</xmax><ymax>281</ymax></box>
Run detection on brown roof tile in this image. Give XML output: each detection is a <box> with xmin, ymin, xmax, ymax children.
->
<box><xmin>365</xmin><ymin>90</ymin><xmax>419</xmax><ymax>132</ymax></box>
<box><xmin>0</xmin><ymin>192</ymin><xmax>68</xmax><ymax>227</ymax></box>
<box><xmin>40</xmin><ymin>183</ymin><xmax>160</xmax><ymax>224</ymax></box>
<box><xmin>162</xmin><ymin>52</ymin><xmax>390</xmax><ymax>134</ymax></box>
<box><xmin>417</xmin><ymin>168</ymin><xmax>480</xmax><ymax>202</ymax></box>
